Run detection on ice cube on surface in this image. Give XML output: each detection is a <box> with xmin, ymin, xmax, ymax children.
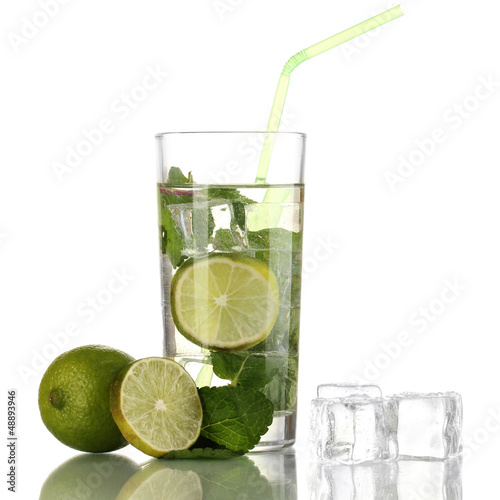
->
<box><xmin>397</xmin><ymin>458</ymin><xmax>462</xmax><ymax>499</ymax></box>
<box><xmin>309</xmin><ymin>462</ymin><xmax>399</xmax><ymax>499</ymax></box>
<box><xmin>317</xmin><ymin>383</ymin><xmax>382</xmax><ymax>399</ymax></box>
<box><xmin>309</xmin><ymin>397</ymin><xmax>397</xmax><ymax>464</ymax></box>
<box><xmin>387</xmin><ymin>392</ymin><xmax>463</xmax><ymax>460</ymax></box>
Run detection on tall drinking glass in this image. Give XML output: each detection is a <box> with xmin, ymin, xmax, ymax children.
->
<box><xmin>156</xmin><ymin>132</ymin><xmax>305</xmax><ymax>450</ymax></box>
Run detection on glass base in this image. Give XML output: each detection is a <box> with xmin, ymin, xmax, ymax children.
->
<box><xmin>252</xmin><ymin>411</ymin><xmax>296</xmax><ymax>451</ymax></box>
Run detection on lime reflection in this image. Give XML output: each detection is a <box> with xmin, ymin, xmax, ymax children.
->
<box><xmin>117</xmin><ymin>451</ymin><xmax>297</xmax><ymax>500</ymax></box>
<box><xmin>39</xmin><ymin>453</ymin><xmax>140</xmax><ymax>500</ymax></box>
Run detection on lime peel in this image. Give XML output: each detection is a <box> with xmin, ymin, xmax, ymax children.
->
<box><xmin>38</xmin><ymin>344</ymin><xmax>134</xmax><ymax>453</ymax></box>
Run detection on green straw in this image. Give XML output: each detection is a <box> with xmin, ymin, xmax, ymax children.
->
<box><xmin>255</xmin><ymin>5</ymin><xmax>404</xmax><ymax>184</ymax></box>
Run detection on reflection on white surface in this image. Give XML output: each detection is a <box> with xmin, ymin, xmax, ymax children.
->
<box><xmin>39</xmin><ymin>453</ymin><xmax>140</xmax><ymax>500</ymax></box>
<box><xmin>40</xmin><ymin>450</ymin><xmax>298</xmax><ymax>500</ymax></box>
<box><xmin>122</xmin><ymin>452</ymin><xmax>297</xmax><ymax>500</ymax></box>
<box><xmin>309</xmin><ymin>458</ymin><xmax>462</xmax><ymax>499</ymax></box>
<box><xmin>249</xmin><ymin>449</ymin><xmax>297</xmax><ymax>499</ymax></box>
<box><xmin>398</xmin><ymin>458</ymin><xmax>462</xmax><ymax>500</ymax></box>
<box><xmin>309</xmin><ymin>461</ymin><xmax>399</xmax><ymax>499</ymax></box>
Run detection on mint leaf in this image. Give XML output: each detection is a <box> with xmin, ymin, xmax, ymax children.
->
<box><xmin>158</xmin><ymin>168</ymin><xmax>257</xmax><ymax>266</ymax></box>
<box><xmin>164</xmin><ymin>457</ymin><xmax>273</xmax><ymax>499</ymax></box>
<box><xmin>200</xmin><ymin>187</ymin><xmax>255</xmax><ymax>229</ymax></box>
<box><xmin>190</xmin><ymin>435</ymin><xmax>226</xmax><ymax>449</ymax></box>
<box><xmin>248</xmin><ymin>227</ymin><xmax>302</xmax><ymax>252</ymax></box>
<box><xmin>158</xmin><ymin>167</ymin><xmax>195</xmax><ymax>267</ymax></box>
<box><xmin>288</xmin><ymin>307</ymin><xmax>300</xmax><ymax>354</ymax></box>
<box><xmin>212</xmin><ymin>352</ymin><xmax>298</xmax><ymax>412</ymax></box>
<box><xmin>201</xmin><ymin>186</ymin><xmax>255</xmax><ymax>206</ymax></box>
<box><xmin>159</xmin><ymin>204</ymin><xmax>185</xmax><ymax>268</ymax></box>
<box><xmin>167</xmin><ymin>166</ymin><xmax>193</xmax><ymax>185</ymax></box>
<box><xmin>198</xmin><ymin>386</ymin><xmax>273</xmax><ymax>452</ymax></box>
<box><xmin>213</xmin><ymin>229</ymin><xmax>236</xmax><ymax>251</ymax></box>
<box><xmin>210</xmin><ymin>351</ymin><xmax>298</xmax><ymax>411</ymax></box>
<box><xmin>232</xmin><ymin>201</ymin><xmax>247</xmax><ymax>231</ymax></box>
<box><xmin>162</xmin><ymin>447</ymin><xmax>243</xmax><ymax>460</ymax></box>
<box><xmin>261</xmin><ymin>355</ymin><xmax>298</xmax><ymax>411</ymax></box>
<box><xmin>162</xmin><ymin>436</ymin><xmax>244</xmax><ymax>460</ymax></box>
<box><xmin>211</xmin><ymin>352</ymin><xmax>282</xmax><ymax>388</ymax></box>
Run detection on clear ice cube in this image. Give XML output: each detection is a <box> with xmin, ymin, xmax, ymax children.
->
<box><xmin>387</xmin><ymin>392</ymin><xmax>463</xmax><ymax>460</ymax></box>
<box><xmin>317</xmin><ymin>383</ymin><xmax>382</xmax><ymax>399</ymax></box>
<box><xmin>168</xmin><ymin>199</ymin><xmax>246</xmax><ymax>255</ymax></box>
<box><xmin>397</xmin><ymin>458</ymin><xmax>462</xmax><ymax>499</ymax></box>
<box><xmin>309</xmin><ymin>462</ymin><xmax>398</xmax><ymax>499</ymax></box>
<box><xmin>309</xmin><ymin>396</ymin><xmax>397</xmax><ymax>464</ymax></box>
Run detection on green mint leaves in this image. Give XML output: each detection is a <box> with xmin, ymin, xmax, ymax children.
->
<box><xmin>163</xmin><ymin>387</ymin><xmax>274</xmax><ymax>459</ymax></box>
<box><xmin>200</xmin><ymin>187</ymin><xmax>254</xmax><ymax>230</ymax></box>
<box><xmin>198</xmin><ymin>386</ymin><xmax>273</xmax><ymax>453</ymax></box>
<box><xmin>211</xmin><ymin>352</ymin><xmax>282</xmax><ymax>388</ymax></box>
<box><xmin>167</xmin><ymin>166</ymin><xmax>193</xmax><ymax>185</ymax></box>
<box><xmin>158</xmin><ymin>167</ymin><xmax>195</xmax><ymax>267</ymax></box>
<box><xmin>163</xmin><ymin>436</ymin><xmax>244</xmax><ymax>460</ymax></box>
<box><xmin>212</xmin><ymin>351</ymin><xmax>298</xmax><ymax>412</ymax></box>
<box><xmin>260</xmin><ymin>355</ymin><xmax>299</xmax><ymax>412</ymax></box>
<box><xmin>159</xmin><ymin>200</ymin><xmax>185</xmax><ymax>267</ymax></box>
<box><xmin>158</xmin><ymin>168</ymin><xmax>255</xmax><ymax>267</ymax></box>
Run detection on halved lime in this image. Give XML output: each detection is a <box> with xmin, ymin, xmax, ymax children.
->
<box><xmin>110</xmin><ymin>358</ymin><xmax>202</xmax><ymax>458</ymax></box>
<box><xmin>116</xmin><ymin>461</ymin><xmax>202</xmax><ymax>500</ymax></box>
<box><xmin>171</xmin><ymin>254</ymin><xmax>279</xmax><ymax>352</ymax></box>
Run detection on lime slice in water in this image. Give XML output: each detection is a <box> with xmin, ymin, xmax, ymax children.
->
<box><xmin>110</xmin><ymin>358</ymin><xmax>202</xmax><ymax>458</ymax></box>
<box><xmin>171</xmin><ymin>254</ymin><xmax>279</xmax><ymax>352</ymax></box>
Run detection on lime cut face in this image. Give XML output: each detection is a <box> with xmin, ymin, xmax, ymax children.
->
<box><xmin>171</xmin><ymin>254</ymin><xmax>280</xmax><ymax>352</ymax></box>
<box><xmin>110</xmin><ymin>358</ymin><xmax>202</xmax><ymax>458</ymax></box>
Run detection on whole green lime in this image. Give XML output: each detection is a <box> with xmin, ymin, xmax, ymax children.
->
<box><xmin>38</xmin><ymin>345</ymin><xmax>134</xmax><ymax>452</ymax></box>
<box><xmin>39</xmin><ymin>453</ymin><xmax>140</xmax><ymax>500</ymax></box>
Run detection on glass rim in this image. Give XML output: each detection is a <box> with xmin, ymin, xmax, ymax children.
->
<box><xmin>155</xmin><ymin>131</ymin><xmax>306</xmax><ymax>138</ymax></box>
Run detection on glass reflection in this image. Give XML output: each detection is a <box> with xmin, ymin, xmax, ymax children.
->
<box><xmin>119</xmin><ymin>454</ymin><xmax>295</xmax><ymax>500</ymax></box>
<box><xmin>249</xmin><ymin>449</ymin><xmax>297</xmax><ymax>499</ymax></box>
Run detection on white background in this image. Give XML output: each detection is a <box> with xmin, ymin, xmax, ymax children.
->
<box><xmin>1</xmin><ymin>0</ymin><xmax>500</xmax><ymax>497</ymax></box>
